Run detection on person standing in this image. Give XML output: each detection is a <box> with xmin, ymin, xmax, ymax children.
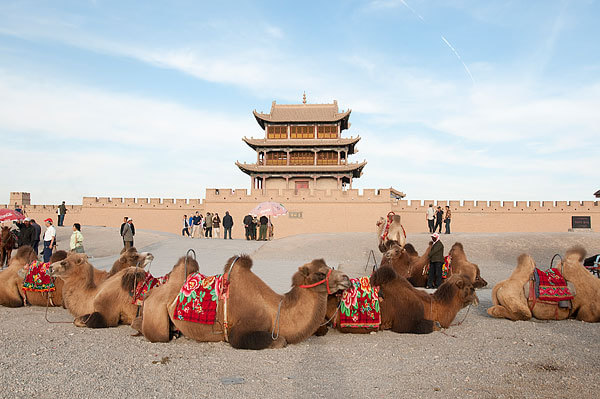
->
<box><xmin>120</xmin><ymin>217</ymin><xmax>128</xmax><ymax>247</ymax></box>
<box><xmin>426</xmin><ymin>233</ymin><xmax>444</xmax><ymax>289</ymax></box>
<box><xmin>444</xmin><ymin>206</ymin><xmax>452</xmax><ymax>234</ymax></box>
<box><xmin>435</xmin><ymin>206</ymin><xmax>444</xmax><ymax>234</ymax></box>
<box><xmin>17</xmin><ymin>217</ymin><xmax>35</xmax><ymax>248</ymax></box>
<box><xmin>70</xmin><ymin>223</ymin><xmax>84</xmax><ymax>253</ymax></box>
<box><xmin>57</xmin><ymin>201</ymin><xmax>67</xmax><ymax>227</ymax></box>
<box><xmin>258</xmin><ymin>215</ymin><xmax>269</xmax><ymax>241</ymax></box>
<box><xmin>205</xmin><ymin>212</ymin><xmax>213</xmax><ymax>238</ymax></box>
<box><xmin>191</xmin><ymin>212</ymin><xmax>202</xmax><ymax>238</ymax></box>
<box><xmin>182</xmin><ymin>215</ymin><xmax>190</xmax><ymax>237</ymax></box>
<box><xmin>42</xmin><ymin>218</ymin><xmax>56</xmax><ymax>263</ymax></box>
<box><xmin>222</xmin><ymin>211</ymin><xmax>233</xmax><ymax>239</ymax></box>
<box><xmin>30</xmin><ymin>219</ymin><xmax>41</xmax><ymax>255</ymax></box>
<box><xmin>426</xmin><ymin>204</ymin><xmax>435</xmax><ymax>233</ymax></box>
<box><xmin>251</xmin><ymin>216</ymin><xmax>258</xmax><ymax>240</ymax></box>
<box><xmin>122</xmin><ymin>219</ymin><xmax>134</xmax><ymax>249</ymax></box>
<box><xmin>243</xmin><ymin>214</ymin><xmax>253</xmax><ymax>240</ymax></box>
<box><xmin>213</xmin><ymin>213</ymin><xmax>221</xmax><ymax>239</ymax></box>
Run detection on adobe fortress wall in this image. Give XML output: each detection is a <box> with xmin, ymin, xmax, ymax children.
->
<box><xmin>3</xmin><ymin>188</ymin><xmax>598</xmax><ymax>239</ymax></box>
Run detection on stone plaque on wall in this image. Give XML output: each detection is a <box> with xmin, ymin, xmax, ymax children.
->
<box><xmin>572</xmin><ymin>216</ymin><xmax>591</xmax><ymax>229</ymax></box>
<box><xmin>288</xmin><ymin>211</ymin><xmax>303</xmax><ymax>219</ymax></box>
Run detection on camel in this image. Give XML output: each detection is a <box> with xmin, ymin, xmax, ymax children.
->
<box><xmin>376</xmin><ymin>213</ymin><xmax>406</xmax><ymax>253</ymax></box>
<box><xmin>49</xmin><ymin>250</ymin><xmax>154</xmax><ymax>327</ymax></box>
<box><xmin>0</xmin><ymin>246</ymin><xmax>39</xmax><ymax>307</ymax></box>
<box><xmin>380</xmin><ymin>243</ymin><xmax>431</xmax><ymax>287</ymax></box>
<box><xmin>137</xmin><ymin>255</ymin><xmax>351</xmax><ymax>349</ymax></box>
<box><xmin>1</xmin><ymin>226</ymin><xmax>16</xmax><ymax>268</ymax></box>
<box><xmin>317</xmin><ymin>267</ymin><xmax>477</xmax><ymax>335</ymax></box>
<box><xmin>487</xmin><ymin>249</ymin><xmax>591</xmax><ymax>322</ymax></box>
<box><xmin>448</xmin><ymin>243</ymin><xmax>488</xmax><ymax>289</ymax></box>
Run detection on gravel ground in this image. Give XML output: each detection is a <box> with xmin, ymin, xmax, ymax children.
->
<box><xmin>1</xmin><ymin>231</ymin><xmax>599</xmax><ymax>398</ymax></box>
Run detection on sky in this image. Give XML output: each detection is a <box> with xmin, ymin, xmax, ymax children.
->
<box><xmin>0</xmin><ymin>0</ymin><xmax>598</xmax><ymax>204</ymax></box>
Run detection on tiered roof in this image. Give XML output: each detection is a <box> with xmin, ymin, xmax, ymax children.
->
<box><xmin>253</xmin><ymin>100</ymin><xmax>351</xmax><ymax>130</ymax></box>
<box><xmin>242</xmin><ymin>136</ymin><xmax>360</xmax><ymax>154</ymax></box>
<box><xmin>235</xmin><ymin>161</ymin><xmax>367</xmax><ymax>178</ymax></box>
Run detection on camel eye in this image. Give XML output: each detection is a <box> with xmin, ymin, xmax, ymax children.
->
<box><xmin>315</xmin><ymin>272</ymin><xmax>326</xmax><ymax>279</ymax></box>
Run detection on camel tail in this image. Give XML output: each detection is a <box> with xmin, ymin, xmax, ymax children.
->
<box><xmin>121</xmin><ymin>268</ymin><xmax>147</xmax><ymax>292</ymax></box>
<box><xmin>228</xmin><ymin>328</ymin><xmax>273</xmax><ymax>350</ymax></box>
<box><xmin>370</xmin><ymin>266</ymin><xmax>397</xmax><ymax>286</ymax></box>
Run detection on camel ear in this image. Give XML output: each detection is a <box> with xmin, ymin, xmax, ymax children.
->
<box><xmin>456</xmin><ymin>278</ymin><xmax>464</xmax><ymax>289</ymax></box>
<box><xmin>297</xmin><ymin>266</ymin><xmax>309</xmax><ymax>276</ymax></box>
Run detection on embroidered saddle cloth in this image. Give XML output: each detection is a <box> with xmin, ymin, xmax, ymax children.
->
<box><xmin>172</xmin><ymin>273</ymin><xmax>224</xmax><ymax>324</ymax></box>
<box><xmin>339</xmin><ymin>277</ymin><xmax>381</xmax><ymax>328</ymax></box>
<box><xmin>131</xmin><ymin>272</ymin><xmax>169</xmax><ymax>305</ymax></box>
<box><xmin>442</xmin><ymin>255</ymin><xmax>451</xmax><ymax>279</ymax></box>
<box><xmin>533</xmin><ymin>268</ymin><xmax>574</xmax><ymax>302</ymax></box>
<box><xmin>22</xmin><ymin>261</ymin><xmax>55</xmax><ymax>292</ymax></box>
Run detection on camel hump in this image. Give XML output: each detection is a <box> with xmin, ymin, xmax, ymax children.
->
<box><xmin>517</xmin><ymin>253</ymin><xmax>534</xmax><ymax>267</ymax></box>
<box><xmin>565</xmin><ymin>246</ymin><xmax>587</xmax><ymax>262</ymax></box>
<box><xmin>370</xmin><ymin>266</ymin><xmax>397</xmax><ymax>286</ymax></box>
<box><xmin>224</xmin><ymin>254</ymin><xmax>253</xmax><ymax>273</ymax></box>
<box><xmin>121</xmin><ymin>268</ymin><xmax>147</xmax><ymax>292</ymax></box>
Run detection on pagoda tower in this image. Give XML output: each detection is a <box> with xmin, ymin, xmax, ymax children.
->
<box><xmin>236</xmin><ymin>96</ymin><xmax>366</xmax><ymax>191</ymax></box>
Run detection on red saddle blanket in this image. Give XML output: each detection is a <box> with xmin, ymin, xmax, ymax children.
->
<box><xmin>534</xmin><ymin>268</ymin><xmax>574</xmax><ymax>302</ymax></box>
<box><xmin>339</xmin><ymin>277</ymin><xmax>381</xmax><ymax>328</ymax></box>
<box><xmin>22</xmin><ymin>261</ymin><xmax>55</xmax><ymax>292</ymax></box>
<box><xmin>131</xmin><ymin>272</ymin><xmax>169</xmax><ymax>305</ymax></box>
<box><xmin>172</xmin><ymin>273</ymin><xmax>224</xmax><ymax>324</ymax></box>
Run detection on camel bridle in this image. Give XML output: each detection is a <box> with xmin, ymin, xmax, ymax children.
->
<box><xmin>299</xmin><ymin>268</ymin><xmax>333</xmax><ymax>295</ymax></box>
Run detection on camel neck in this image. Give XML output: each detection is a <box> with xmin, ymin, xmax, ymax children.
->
<box><xmin>278</xmin><ymin>286</ymin><xmax>327</xmax><ymax>344</ymax></box>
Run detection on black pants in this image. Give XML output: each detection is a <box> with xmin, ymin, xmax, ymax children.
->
<box><xmin>428</xmin><ymin>219</ymin><xmax>435</xmax><ymax>233</ymax></box>
<box><xmin>182</xmin><ymin>227</ymin><xmax>190</xmax><ymax>237</ymax></box>
<box><xmin>205</xmin><ymin>227</ymin><xmax>212</xmax><ymax>237</ymax></box>
<box><xmin>427</xmin><ymin>261</ymin><xmax>443</xmax><ymax>288</ymax></box>
<box><xmin>33</xmin><ymin>240</ymin><xmax>39</xmax><ymax>255</ymax></box>
<box><xmin>224</xmin><ymin>227</ymin><xmax>232</xmax><ymax>239</ymax></box>
<box><xmin>435</xmin><ymin>220</ymin><xmax>442</xmax><ymax>233</ymax></box>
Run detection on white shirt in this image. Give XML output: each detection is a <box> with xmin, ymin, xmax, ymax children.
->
<box><xmin>426</xmin><ymin>207</ymin><xmax>435</xmax><ymax>220</ymax></box>
<box><xmin>44</xmin><ymin>225</ymin><xmax>56</xmax><ymax>241</ymax></box>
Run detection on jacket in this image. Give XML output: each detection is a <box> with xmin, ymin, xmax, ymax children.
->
<box><xmin>122</xmin><ymin>223</ymin><xmax>134</xmax><ymax>241</ymax></box>
<box><xmin>31</xmin><ymin>222</ymin><xmax>41</xmax><ymax>242</ymax></box>
<box><xmin>213</xmin><ymin>216</ymin><xmax>220</xmax><ymax>228</ymax></box>
<box><xmin>259</xmin><ymin>216</ymin><xmax>268</xmax><ymax>225</ymax></box>
<box><xmin>223</xmin><ymin>214</ymin><xmax>234</xmax><ymax>228</ymax></box>
<box><xmin>205</xmin><ymin>214</ymin><xmax>213</xmax><ymax>228</ymax></box>
<box><xmin>429</xmin><ymin>240</ymin><xmax>444</xmax><ymax>263</ymax></box>
<box><xmin>243</xmin><ymin>215</ymin><xmax>253</xmax><ymax>226</ymax></box>
<box><xmin>17</xmin><ymin>223</ymin><xmax>36</xmax><ymax>247</ymax></box>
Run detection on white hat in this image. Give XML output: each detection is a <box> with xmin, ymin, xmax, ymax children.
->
<box><xmin>24</xmin><ymin>217</ymin><xmax>31</xmax><ymax>222</ymax></box>
<box><xmin>127</xmin><ymin>218</ymin><xmax>133</xmax><ymax>222</ymax></box>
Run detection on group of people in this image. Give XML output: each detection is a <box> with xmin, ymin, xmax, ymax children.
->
<box><xmin>243</xmin><ymin>214</ymin><xmax>272</xmax><ymax>241</ymax></box>
<box><xmin>426</xmin><ymin>204</ymin><xmax>451</xmax><ymax>234</ymax></box>
<box><xmin>182</xmin><ymin>211</ymin><xmax>234</xmax><ymax>240</ymax></box>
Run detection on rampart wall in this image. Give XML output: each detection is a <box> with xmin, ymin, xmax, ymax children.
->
<box><xmin>3</xmin><ymin>188</ymin><xmax>598</xmax><ymax>239</ymax></box>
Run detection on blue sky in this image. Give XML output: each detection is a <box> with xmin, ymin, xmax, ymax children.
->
<box><xmin>1</xmin><ymin>0</ymin><xmax>598</xmax><ymax>204</ymax></box>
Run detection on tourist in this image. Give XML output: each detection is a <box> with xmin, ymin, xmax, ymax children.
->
<box><xmin>192</xmin><ymin>212</ymin><xmax>202</xmax><ymax>238</ymax></box>
<box><xmin>426</xmin><ymin>233</ymin><xmax>444</xmax><ymax>289</ymax></box>
<box><xmin>251</xmin><ymin>216</ymin><xmax>258</xmax><ymax>240</ymax></box>
<box><xmin>42</xmin><ymin>218</ymin><xmax>56</xmax><ymax>263</ymax></box>
<box><xmin>444</xmin><ymin>206</ymin><xmax>452</xmax><ymax>234</ymax></box>
<box><xmin>14</xmin><ymin>203</ymin><xmax>22</xmax><ymax>215</ymax></box>
<box><xmin>213</xmin><ymin>213</ymin><xmax>221</xmax><ymax>238</ymax></box>
<box><xmin>435</xmin><ymin>206</ymin><xmax>444</xmax><ymax>234</ymax></box>
<box><xmin>222</xmin><ymin>211</ymin><xmax>233</xmax><ymax>239</ymax></box>
<box><xmin>258</xmin><ymin>215</ymin><xmax>269</xmax><ymax>241</ymax></box>
<box><xmin>182</xmin><ymin>215</ymin><xmax>190</xmax><ymax>237</ymax></box>
<box><xmin>16</xmin><ymin>217</ymin><xmax>35</xmax><ymax>248</ymax></box>
<box><xmin>122</xmin><ymin>218</ymin><xmax>134</xmax><ymax>249</ymax></box>
<box><xmin>426</xmin><ymin>204</ymin><xmax>435</xmax><ymax>233</ymax></box>
<box><xmin>268</xmin><ymin>219</ymin><xmax>274</xmax><ymax>240</ymax></box>
<box><xmin>188</xmin><ymin>214</ymin><xmax>194</xmax><ymax>236</ymax></box>
<box><xmin>129</xmin><ymin>218</ymin><xmax>136</xmax><ymax>246</ymax></box>
<box><xmin>205</xmin><ymin>212</ymin><xmax>213</xmax><ymax>238</ymax></box>
<box><xmin>70</xmin><ymin>223</ymin><xmax>84</xmax><ymax>253</ymax></box>
<box><xmin>243</xmin><ymin>214</ymin><xmax>253</xmax><ymax>240</ymax></box>
<box><xmin>120</xmin><ymin>217</ymin><xmax>128</xmax><ymax>247</ymax></box>
<box><xmin>57</xmin><ymin>201</ymin><xmax>67</xmax><ymax>227</ymax></box>
<box><xmin>30</xmin><ymin>218</ymin><xmax>41</xmax><ymax>254</ymax></box>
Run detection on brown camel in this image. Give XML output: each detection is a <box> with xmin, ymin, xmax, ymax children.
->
<box><xmin>138</xmin><ymin>255</ymin><xmax>351</xmax><ymax>349</ymax></box>
<box><xmin>562</xmin><ymin>246</ymin><xmax>600</xmax><ymax>322</ymax></box>
<box><xmin>1</xmin><ymin>226</ymin><xmax>16</xmax><ymax>268</ymax></box>
<box><xmin>448</xmin><ymin>243</ymin><xmax>488</xmax><ymax>289</ymax></box>
<box><xmin>317</xmin><ymin>267</ymin><xmax>477</xmax><ymax>335</ymax></box>
<box><xmin>487</xmin><ymin>251</ymin><xmax>578</xmax><ymax>322</ymax></box>
<box><xmin>0</xmin><ymin>246</ymin><xmax>38</xmax><ymax>307</ymax></box>
<box><xmin>49</xmin><ymin>250</ymin><xmax>154</xmax><ymax>327</ymax></box>
<box><xmin>376</xmin><ymin>214</ymin><xmax>406</xmax><ymax>253</ymax></box>
<box><xmin>380</xmin><ymin>243</ymin><xmax>431</xmax><ymax>287</ymax></box>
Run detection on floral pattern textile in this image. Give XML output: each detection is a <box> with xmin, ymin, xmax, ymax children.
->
<box><xmin>173</xmin><ymin>273</ymin><xmax>224</xmax><ymax>324</ymax></box>
<box><xmin>22</xmin><ymin>261</ymin><xmax>55</xmax><ymax>292</ymax></box>
<box><xmin>442</xmin><ymin>255</ymin><xmax>451</xmax><ymax>279</ymax></box>
<box><xmin>131</xmin><ymin>272</ymin><xmax>169</xmax><ymax>305</ymax></box>
<box><xmin>339</xmin><ymin>277</ymin><xmax>381</xmax><ymax>328</ymax></box>
<box><xmin>535</xmin><ymin>268</ymin><xmax>574</xmax><ymax>302</ymax></box>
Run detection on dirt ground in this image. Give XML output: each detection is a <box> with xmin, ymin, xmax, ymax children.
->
<box><xmin>1</xmin><ymin>230</ymin><xmax>599</xmax><ymax>398</ymax></box>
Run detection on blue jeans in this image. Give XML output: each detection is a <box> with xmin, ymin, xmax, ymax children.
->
<box><xmin>58</xmin><ymin>214</ymin><xmax>65</xmax><ymax>226</ymax></box>
<box><xmin>43</xmin><ymin>241</ymin><xmax>53</xmax><ymax>263</ymax></box>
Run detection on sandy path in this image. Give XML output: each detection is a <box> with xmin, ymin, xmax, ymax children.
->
<box><xmin>1</xmin><ymin>231</ymin><xmax>599</xmax><ymax>398</ymax></box>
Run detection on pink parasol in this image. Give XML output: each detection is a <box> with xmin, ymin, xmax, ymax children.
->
<box><xmin>250</xmin><ymin>202</ymin><xmax>288</xmax><ymax>218</ymax></box>
<box><xmin>0</xmin><ymin>209</ymin><xmax>25</xmax><ymax>222</ymax></box>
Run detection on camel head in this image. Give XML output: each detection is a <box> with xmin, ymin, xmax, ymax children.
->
<box><xmin>292</xmin><ymin>259</ymin><xmax>351</xmax><ymax>294</ymax></box>
<box><xmin>449</xmin><ymin>242</ymin><xmax>465</xmax><ymax>258</ymax></box>
<box><xmin>472</xmin><ymin>264</ymin><xmax>488</xmax><ymax>288</ymax></box>
<box><xmin>50</xmin><ymin>253</ymin><xmax>88</xmax><ymax>277</ymax></box>
<box><xmin>437</xmin><ymin>275</ymin><xmax>479</xmax><ymax>307</ymax></box>
<box><xmin>120</xmin><ymin>247</ymin><xmax>154</xmax><ymax>268</ymax></box>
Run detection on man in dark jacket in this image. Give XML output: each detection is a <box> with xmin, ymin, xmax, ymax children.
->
<box><xmin>17</xmin><ymin>218</ymin><xmax>36</xmax><ymax>248</ymax></box>
<box><xmin>243</xmin><ymin>214</ymin><xmax>253</xmax><ymax>240</ymax></box>
<box><xmin>222</xmin><ymin>211</ymin><xmax>233</xmax><ymax>239</ymax></box>
<box><xmin>426</xmin><ymin>233</ymin><xmax>444</xmax><ymax>289</ymax></box>
<box><xmin>30</xmin><ymin>219</ymin><xmax>42</xmax><ymax>254</ymax></box>
<box><xmin>434</xmin><ymin>206</ymin><xmax>444</xmax><ymax>234</ymax></box>
<box><xmin>258</xmin><ymin>215</ymin><xmax>269</xmax><ymax>241</ymax></box>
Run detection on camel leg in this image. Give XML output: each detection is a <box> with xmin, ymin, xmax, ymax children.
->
<box><xmin>487</xmin><ymin>304</ymin><xmax>531</xmax><ymax>321</ymax></box>
<box><xmin>575</xmin><ymin>305</ymin><xmax>600</xmax><ymax>323</ymax></box>
<box><xmin>143</xmin><ymin>302</ymin><xmax>171</xmax><ymax>343</ymax></box>
<box><xmin>314</xmin><ymin>324</ymin><xmax>329</xmax><ymax>336</ymax></box>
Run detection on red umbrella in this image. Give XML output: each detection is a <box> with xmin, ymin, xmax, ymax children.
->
<box><xmin>0</xmin><ymin>209</ymin><xmax>25</xmax><ymax>222</ymax></box>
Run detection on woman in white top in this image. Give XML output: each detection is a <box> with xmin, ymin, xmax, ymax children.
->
<box><xmin>70</xmin><ymin>223</ymin><xmax>84</xmax><ymax>253</ymax></box>
<box><xmin>43</xmin><ymin>218</ymin><xmax>56</xmax><ymax>262</ymax></box>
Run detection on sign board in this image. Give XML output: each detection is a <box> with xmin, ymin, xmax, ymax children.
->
<box><xmin>572</xmin><ymin>216</ymin><xmax>591</xmax><ymax>229</ymax></box>
<box><xmin>288</xmin><ymin>211</ymin><xmax>303</xmax><ymax>219</ymax></box>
